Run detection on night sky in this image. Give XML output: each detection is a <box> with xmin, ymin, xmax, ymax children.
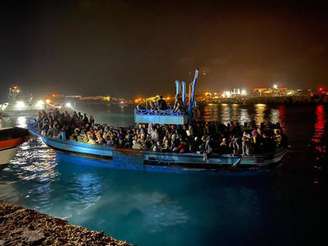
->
<box><xmin>1</xmin><ymin>0</ymin><xmax>328</xmax><ymax>100</ymax></box>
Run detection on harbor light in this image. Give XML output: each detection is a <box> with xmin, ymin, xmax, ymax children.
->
<box><xmin>222</xmin><ymin>90</ymin><xmax>231</xmax><ymax>98</ymax></box>
<box><xmin>15</xmin><ymin>101</ymin><xmax>26</xmax><ymax>110</ymax></box>
<box><xmin>35</xmin><ymin>100</ymin><xmax>45</xmax><ymax>109</ymax></box>
<box><xmin>65</xmin><ymin>102</ymin><xmax>73</xmax><ymax>109</ymax></box>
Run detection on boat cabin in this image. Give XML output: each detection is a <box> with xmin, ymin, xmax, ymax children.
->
<box><xmin>134</xmin><ymin>69</ymin><xmax>199</xmax><ymax>125</ymax></box>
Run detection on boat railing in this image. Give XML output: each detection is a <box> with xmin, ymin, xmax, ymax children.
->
<box><xmin>135</xmin><ymin>108</ymin><xmax>186</xmax><ymax>116</ymax></box>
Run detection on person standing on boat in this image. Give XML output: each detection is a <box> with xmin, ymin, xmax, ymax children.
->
<box><xmin>242</xmin><ymin>131</ymin><xmax>251</xmax><ymax>156</ymax></box>
<box><xmin>157</xmin><ymin>96</ymin><xmax>168</xmax><ymax>110</ymax></box>
<box><xmin>230</xmin><ymin>135</ymin><xmax>240</xmax><ymax>155</ymax></box>
<box><xmin>201</xmin><ymin>136</ymin><xmax>212</xmax><ymax>161</ymax></box>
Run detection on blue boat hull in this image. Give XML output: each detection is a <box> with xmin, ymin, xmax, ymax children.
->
<box><xmin>28</xmin><ymin>125</ymin><xmax>287</xmax><ymax>173</ymax></box>
<box><xmin>29</xmin><ymin>129</ymin><xmax>113</xmax><ymax>159</ymax></box>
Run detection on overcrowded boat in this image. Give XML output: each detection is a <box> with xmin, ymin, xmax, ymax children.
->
<box><xmin>27</xmin><ymin>69</ymin><xmax>288</xmax><ymax>173</ymax></box>
<box><xmin>28</xmin><ymin>122</ymin><xmax>287</xmax><ymax>173</ymax></box>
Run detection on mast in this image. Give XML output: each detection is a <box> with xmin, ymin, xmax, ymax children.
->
<box><xmin>175</xmin><ymin>80</ymin><xmax>180</xmax><ymax>104</ymax></box>
<box><xmin>181</xmin><ymin>81</ymin><xmax>186</xmax><ymax>106</ymax></box>
<box><xmin>188</xmin><ymin>68</ymin><xmax>199</xmax><ymax>115</ymax></box>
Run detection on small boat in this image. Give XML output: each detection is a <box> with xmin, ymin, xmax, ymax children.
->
<box><xmin>28</xmin><ymin>124</ymin><xmax>287</xmax><ymax>173</ymax></box>
<box><xmin>0</xmin><ymin>127</ymin><xmax>29</xmax><ymax>165</ymax></box>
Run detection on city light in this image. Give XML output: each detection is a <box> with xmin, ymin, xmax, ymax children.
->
<box><xmin>15</xmin><ymin>101</ymin><xmax>26</xmax><ymax>110</ymax></box>
<box><xmin>134</xmin><ymin>98</ymin><xmax>143</xmax><ymax>104</ymax></box>
<box><xmin>241</xmin><ymin>89</ymin><xmax>247</xmax><ymax>96</ymax></box>
<box><xmin>222</xmin><ymin>90</ymin><xmax>231</xmax><ymax>98</ymax></box>
<box><xmin>46</xmin><ymin>99</ymin><xmax>51</xmax><ymax>104</ymax></box>
<box><xmin>273</xmin><ymin>84</ymin><xmax>278</xmax><ymax>89</ymax></box>
<box><xmin>65</xmin><ymin>102</ymin><xmax>73</xmax><ymax>109</ymax></box>
<box><xmin>34</xmin><ymin>100</ymin><xmax>45</xmax><ymax>109</ymax></box>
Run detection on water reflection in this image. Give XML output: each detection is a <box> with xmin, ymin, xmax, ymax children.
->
<box><xmin>202</xmin><ymin>103</ymin><xmax>285</xmax><ymax>126</ymax></box>
<box><xmin>16</xmin><ymin>116</ymin><xmax>27</xmax><ymax>128</ymax></box>
<box><xmin>312</xmin><ymin>105</ymin><xmax>326</xmax><ymax>144</ymax></box>
<box><xmin>202</xmin><ymin>104</ymin><xmax>219</xmax><ymax>122</ymax></box>
<box><xmin>238</xmin><ymin>109</ymin><xmax>247</xmax><ymax>125</ymax></box>
<box><xmin>278</xmin><ymin>105</ymin><xmax>286</xmax><ymax>128</ymax></box>
<box><xmin>221</xmin><ymin>103</ymin><xmax>231</xmax><ymax>124</ymax></box>
<box><xmin>254</xmin><ymin>103</ymin><xmax>266</xmax><ymax>125</ymax></box>
<box><xmin>231</xmin><ymin>104</ymin><xmax>239</xmax><ymax>123</ymax></box>
<box><xmin>4</xmin><ymin>138</ymin><xmax>58</xmax><ymax>211</ymax></box>
<box><xmin>0</xmin><ymin>115</ymin><xmax>28</xmax><ymax>129</ymax></box>
<box><xmin>311</xmin><ymin>105</ymin><xmax>326</xmax><ymax>172</ymax></box>
<box><xmin>270</xmin><ymin>109</ymin><xmax>280</xmax><ymax>124</ymax></box>
<box><xmin>71</xmin><ymin>173</ymin><xmax>102</xmax><ymax>208</ymax></box>
<box><xmin>9</xmin><ymin>139</ymin><xmax>57</xmax><ymax>182</ymax></box>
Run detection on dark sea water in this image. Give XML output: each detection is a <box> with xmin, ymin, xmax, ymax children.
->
<box><xmin>0</xmin><ymin>104</ymin><xmax>327</xmax><ymax>246</ymax></box>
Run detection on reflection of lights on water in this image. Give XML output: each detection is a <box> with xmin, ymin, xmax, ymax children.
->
<box><xmin>16</xmin><ymin>116</ymin><xmax>27</xmax><ymax>128</ymax></box>
<box><xmin>255</xmin><ymin>104</ymin><xmax>266</xmax><ymax>125</ymax></box>
<box><xmin>270</xmin><ymin>109</ymin><xmax>280</xmax><ymax>124</ymax></box>
<box><xmin>9</xmin><ymin>141</ymin><xmax>58</xmax><ymax>211</ymax></box>
<box><xmin>129</xmin><ymin>192</ymin><xmax>189</xmax><ymax>232</ymax></box>
<box><xmin>202</xmin><ymin>104</ymin><xmax>219</xmax><ymax>122</ymax></box>
<box><xmin>221</xmin><ymin>104</ymin><xmax>231</xmax><ymax>124</ymax></box>
<box><xmin>231</xmin><ymin>104</ymin><xmax>239</xmax><ymax>122</ymax></box>
<box><xmin>312</xmin><ymin>105</ymin><xmax>326</xmax><ymax>144</ymax></box>
<box><xmin>239</xmin><ymin>109</ymin><xmax>250</xmax><ymax>125</ymax></box>
<box><xmin>74</xmin><ymin>173</ymin><xmax>102</xmax><ymax>206</ymax></box>
<box><xmin>203</xmin><ymin>102</ymin><xmax>284</xmax><ymax>126</ymax></box>
<box><xmin>278</xmin><ymin>105</ymin><xmax>286</xmax><ymax>128</ymax></box>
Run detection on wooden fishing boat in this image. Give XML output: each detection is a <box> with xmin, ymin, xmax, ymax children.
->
<box><xmin>0</xmin><ymin>127</ymin><xmax>29</xmax><ymax>165</ymax></box>
<box><xmin>28</xmin><ymin>124</ymin><xmax>287</xmax><ymax>173</ymax></box>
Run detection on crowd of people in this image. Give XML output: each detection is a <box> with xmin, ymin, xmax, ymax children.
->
<box><xmin>36</xmin><ymin>109</ymin><xmax>287</xmax><ymax>156</ymax></box>
<box><xmin>136</xmin><ymin>95</ymin><xmax>184</xmax><ymax>113</ymax></box>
